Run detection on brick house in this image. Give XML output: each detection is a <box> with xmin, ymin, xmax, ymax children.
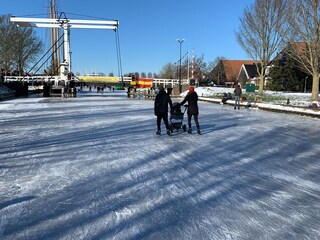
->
<box><xmin>237</xmin><ymin>63</ymin><xmax>261</xmax><ymax>86</ymax></box>
<box><xmin>209</xmin><ymin>60</ymin><xmax>256</xmax><ymax>86</ymax></box>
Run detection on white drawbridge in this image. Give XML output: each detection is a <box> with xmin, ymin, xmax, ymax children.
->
<box><xmin>10</xmin><ymin>14</ymin><xmax>119</xmax><ymax>82</ymax></box>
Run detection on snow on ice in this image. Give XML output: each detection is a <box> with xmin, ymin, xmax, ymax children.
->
<box><xmin>0</xmin><ymin>87</ymin><xmax>320</xmax><ymax>239</ymax></box>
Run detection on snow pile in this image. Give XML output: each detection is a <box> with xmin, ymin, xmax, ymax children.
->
<box><xmin>186</xmin><ymin>87</ymin><xmax>230</xmax><ymax>97</ymax></box>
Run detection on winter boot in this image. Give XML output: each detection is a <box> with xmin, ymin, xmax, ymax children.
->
<box><xmin>188</xmin><ymin>127</ymin><xmax>192</xmax><ymax>134</ymax></box>
<box><xmin>196</xmin><ymin>125</ymin><xmax>201</xmax><ymax>135</ymax></box>
<box><xmin>156</xmin><ymin>129</ymin><xmax>161</xmax><ymax>135</ymax></box>
<box><xmin>167</xmin><ymin>129</ymin><xmax>171</xmax><ymax>136</ymax></box>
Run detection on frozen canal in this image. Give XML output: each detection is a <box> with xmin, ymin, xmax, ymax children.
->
<box><xmin>1</xmin><ymin>90</ymin><xmax>320</xmax><ymax>239</ymax></box>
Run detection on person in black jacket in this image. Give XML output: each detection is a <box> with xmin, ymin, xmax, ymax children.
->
<box><xmin>180</xmin><ymin>86</ymin><xmax>201</xmax><ymax>134</ymax></box>
<box><xmin>234</xmin><ymin>84</ymin><xmax>242</xmax><ymax>109</ymax></box>
<box><xmin>154</xmin><ymin>85</ymin><xmax>173</xmax><ymax>135</ymax></box>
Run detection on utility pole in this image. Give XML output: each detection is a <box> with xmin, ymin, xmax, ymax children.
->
<box><xmin>177</xmin><ymin>38</ymin><xmax>185</xmax><ymax>93</ymax></box>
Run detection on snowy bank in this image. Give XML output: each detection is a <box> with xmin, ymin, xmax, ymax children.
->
<box><xmin>199</xmin><ymin>97</ymin><xmax>320</xmax><ymax>118</ymax></box>
<box><xmin>191</xmin><ymin>87</ymin><xmax>320</xmax><ymax>118</ymax></box>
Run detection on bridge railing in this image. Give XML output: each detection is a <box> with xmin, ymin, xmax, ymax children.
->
<box><xmin>4</xmin><ymin>75</ymin><xmax>79</xmax><ymax>85</ymax></box>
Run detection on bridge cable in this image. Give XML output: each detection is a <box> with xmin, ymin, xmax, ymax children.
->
<box><xmin>21</xmin><ymin>33</ymin><xmax>64</xmax><ymax>82</ymax></box>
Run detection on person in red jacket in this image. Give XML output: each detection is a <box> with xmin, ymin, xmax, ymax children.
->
<box><xmin>179</xmin><ymin>86</ymin><xmax>201</xmax><ymax>134</ymax></box>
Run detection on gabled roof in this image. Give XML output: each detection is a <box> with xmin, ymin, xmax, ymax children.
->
<box><xmin>221</xmin><ymin>60</ymin><xmax>256</xmax><ymax>81</ymax></box>
<box><xmin>240</xmin><ymin>63</ymin><xmax>260</xmax><ymax>79</ymax></box>
<box><xmin>287</xmin><ymin>42</ymin><xmax>314</xmax><ymax>54</ymax></box>
<box><xmin>270</xmin><ymin>42</ymin><xmax>315</xmax><ymax>65</ymax></box>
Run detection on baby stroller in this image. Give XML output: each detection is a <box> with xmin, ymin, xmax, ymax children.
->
<box><xmin>169</xmin><ymin>102</ymin><xmax>188</xmax><ymax>133</ymax></box>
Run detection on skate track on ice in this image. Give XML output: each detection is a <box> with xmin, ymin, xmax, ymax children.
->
<box><xmin>0</xmin><ymin>90</ymin><xmax>320</xmax><ymax>239</ymax></box>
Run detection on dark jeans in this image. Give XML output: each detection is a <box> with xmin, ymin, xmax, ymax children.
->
<box><xmin>187</xmin><ymin>114</ymin><xmax>200</xmax><ymax>129</ymax></box>
<box><xmin>157</xmin><ymin>112</ymin><xmax>169</xmax><ymax>130</ymax></box>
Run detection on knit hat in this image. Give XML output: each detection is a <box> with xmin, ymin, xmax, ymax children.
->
<box><xmin>158</xmin><ymin>85</ymin><xmax>164</xmax><ymax>91</ymax></box>
<box><xmin>189</xmin><ymin>86</ymin><xmax>194</xmax><ymax>92</ymax></box>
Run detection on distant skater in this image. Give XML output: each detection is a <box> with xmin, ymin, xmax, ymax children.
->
<box><xmin>179</xmin><ymin>86</ymin><xmax>201</xmax><ymax>134</ymax></box>
<box><xmin>154</xmin><ymin>86</ymin><xmax>173</xmax><ymax>136</ymax></box>
<box><xmin>234</xmin><ymin>84</ymin><xmax>242</xmax><ymax>109</ymax></box>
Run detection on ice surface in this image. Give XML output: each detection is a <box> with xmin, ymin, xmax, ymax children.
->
<box><xmin>0</xmin><ymin>89</ymin><xmax>320</xmax><ymax>239</ymax></box>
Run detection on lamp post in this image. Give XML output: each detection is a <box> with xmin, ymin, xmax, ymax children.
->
<box><xmin>177</xmin><ymin>38</ymin><xmax>185</xmax><ymax>93</ymax></box>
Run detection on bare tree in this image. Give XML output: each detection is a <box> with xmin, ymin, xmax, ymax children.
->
<box><xmin>235</xmin><ymin>0</ymin><xmax>289</xmax><ymax>95</ymax></box>
<box><xmin>134</xmin><ymin>72</ymin><xmax>140</xmax><ymax>79</ymax></box>
<box><xmin>140</xmin><ymin>72</ymin><xmax>146</xmax><ymax>78</ymax></box>
<box><xmin>159</xmin><ymin>54</ymin><xmax>208</xmax><ymax>82</ymax></box>
<box><xmin>190</xmin><ymin>54</ymin><xmax>207</xmax><ymax>83</ymax></box>
<box><xmin>13</xmin><ymin>27</ymin><xmax>43</xmax><ymax>75</ymax></box>
<box><xmin>207</xmin><ymin>56</ymin><xmax>227</xmax><ymax>85</ymax></box>
<box><xmin>158</xmin><ymin>63</ymin><xmax>177</xmax><ymax>79</ymax></box>
<box><xmin>285</xmin><ymin>0</ymin><xmax>320</xmax><ymax>101</ymax></box>
<box><xmin>0</xmin><ymin>14</ymin><xmax>43</xmax><ymax>75</ymax></box>
<box><xmin>0</xmin><ymin>15</ymin><xmax>15</xmax><ymax>72</ymax></box>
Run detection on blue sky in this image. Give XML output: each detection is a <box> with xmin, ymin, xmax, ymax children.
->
<box><xmin>1</xmin><ymin>0</ymin><xmax>254</xmax><ymax>75</ymax></box>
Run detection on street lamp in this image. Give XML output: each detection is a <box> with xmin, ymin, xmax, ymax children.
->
<box><xmin>177</xmin><ymin>38</ymin><xmax>185</xmax><ymax>93</ymax></box>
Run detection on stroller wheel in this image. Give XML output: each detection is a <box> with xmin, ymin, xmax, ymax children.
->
<box><xmin>183</xmin><ymin>125</ymin><xmax>187</xmax><ymax>132</ymax></box>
